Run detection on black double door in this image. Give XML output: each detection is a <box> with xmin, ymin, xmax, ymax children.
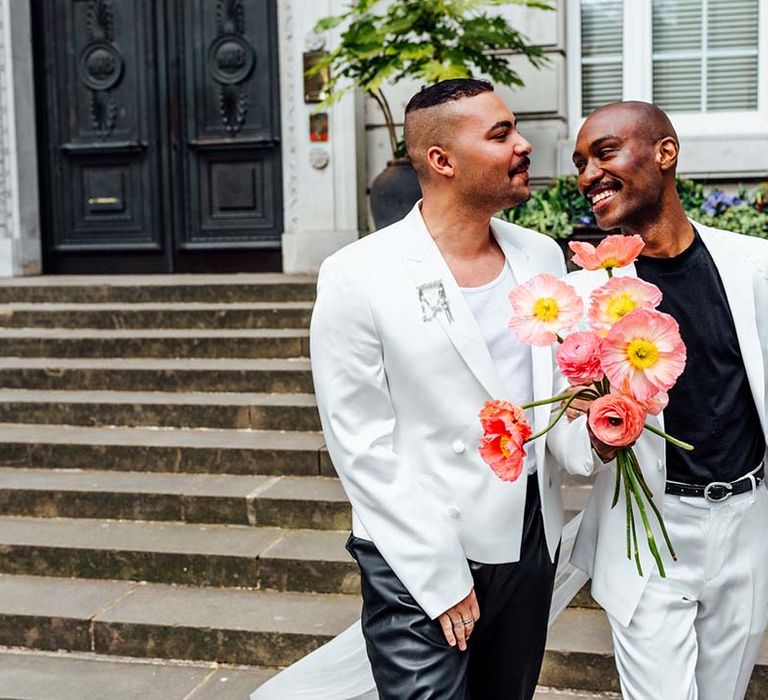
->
<box><xmin>34</xmin><ymin>0</ymin><xmax>283</xmax><ymax>274</ymax></box>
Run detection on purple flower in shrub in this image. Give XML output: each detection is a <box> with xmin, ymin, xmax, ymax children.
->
<box><xmin>701</xmin><ymin>189</ymin><xmax>744</xmax><ymax>216</ymax></box>
<box><xmin>579</xmin><ymin>215</ymin><xmax>595</xmax><ymax>225</ymax></box>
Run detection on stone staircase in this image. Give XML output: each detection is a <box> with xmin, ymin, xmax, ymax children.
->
<box><xmin>0</xmin><ymin>274</ymin><xmax>760</xmax><ymax>700</ymax></box>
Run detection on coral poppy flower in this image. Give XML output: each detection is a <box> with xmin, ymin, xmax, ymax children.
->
<box><xmin>601</xmin><ymin>308</ymin><xmax>687</xmax><ymax>402</ymax></box>
<box><xmin>508</xmin><ymin>273</ymin><xmax>583</xmax><ymax>346</ymax></box>
<box><xmin>589</xmin><ymin>277</ymin><xmax>663</xmax><ymax>335</ymax></box>
<box><xmin>588</xmin><ymin>394</ymin><xmax>646</xmax><ymax>447</ymax></box>
<box><xmin>555</xmin><ymin>330</ymin><xmax>604</xmax><ymax>385</ymax></box>
<box><xmin>478</xmin><ymin>400</ymin><xmax>533</xmax><ymax>483</ymax></box>
<box><xmin>570</xmin><ymin>234</ymin><xmax>645</xmax><ymax>272</ymax></box>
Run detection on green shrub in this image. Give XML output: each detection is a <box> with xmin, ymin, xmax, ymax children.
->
<box><xmin>500</xmin><ymin>176</ymin><xmax>768</xmax><ymax>239</ymax></box>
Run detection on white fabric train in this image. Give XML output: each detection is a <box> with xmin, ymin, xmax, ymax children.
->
<box><xmin>251</xmin><ymin>513</ymin><xmax>588</xmax><ymax>700</ymax></box>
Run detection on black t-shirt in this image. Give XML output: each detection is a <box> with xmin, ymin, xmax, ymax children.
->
<box><xmin>634</xmin><ymin>228</ymin><xmax>765</xmax><ymax>484</ymax></box>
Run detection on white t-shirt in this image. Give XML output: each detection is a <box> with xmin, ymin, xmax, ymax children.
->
<box><xmin>461</xmin><ymin>261</ymin><xmax>537</xmax><ymax>475</ymax></box>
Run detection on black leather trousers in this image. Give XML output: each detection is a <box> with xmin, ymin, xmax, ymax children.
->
<box><xmin>347</xmin><ymin>475</ymin><xmax>558</xmax><ymax>700</ymax></box>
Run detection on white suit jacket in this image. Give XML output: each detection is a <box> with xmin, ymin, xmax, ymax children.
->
<box><xmin>310</xmin><ymin>203</ymin><xmax>570</xmax><ymax>619</ymax></box>
<box><xmin>547</xmin><ymin>222</ymin><xmax>768</xmax><ymax>627</ymax></box>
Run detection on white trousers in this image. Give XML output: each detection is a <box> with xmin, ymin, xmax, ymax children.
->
<box><xmin>608</xmin><ymin>479</ymin><xmax>768</xmax><ymax>700</ymax></box>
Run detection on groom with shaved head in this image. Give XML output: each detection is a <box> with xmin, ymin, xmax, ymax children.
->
<box><xmin>311</xmin><ymin>79</ymin><xmax>586</xmax><ymax>699</ymax></box>
<box><xmin>550</xmin><ymin>101</ymin><xmax>768</xmax><ymax>700</ymax></box>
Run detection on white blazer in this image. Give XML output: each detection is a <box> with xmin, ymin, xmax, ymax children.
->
<box><xmin>310</xmin><ymin>203</ymin><xmax>569</xmax><ymax>619</ymax></box>
<box><xmin>547</xmin><ymin>222</ymin><xmax>768</xmax><ymax>627</ymax></box>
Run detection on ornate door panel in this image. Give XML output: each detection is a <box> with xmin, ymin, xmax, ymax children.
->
<box><xmin>34</xmin><ymin>0</ymin><xmax>283</xmax><ymax>274</ymax></box>
<box><xmin>176</xmin><ymin>0</ymin><xmax>282</xmax><ymax>252</ymax></box>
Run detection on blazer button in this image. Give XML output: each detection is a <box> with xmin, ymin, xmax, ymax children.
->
<box><xmin>448</xmin><ymin>507</ymin><xmax>460</xmax><ymax>519</ymax></box>
<box><xmin>452</xmin><ymin>440</ymin><xmax>466</xmax><ymax>454</ymax></box>
<box><xmin>657</xmin><ymin>459</ymin><xmax>664</xmax><ymax>471</ymax></box>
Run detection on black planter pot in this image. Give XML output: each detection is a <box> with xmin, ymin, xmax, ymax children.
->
<box><xmin>369</xmin><ymin>158</ymin><xmax>422</xmax><ymax>230</ymax></box>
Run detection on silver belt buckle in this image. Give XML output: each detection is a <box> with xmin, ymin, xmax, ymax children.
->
<box><xmin>704</xmin><ymin>481</ymin><xmax>733</xmax><ymax>503</ymax></box>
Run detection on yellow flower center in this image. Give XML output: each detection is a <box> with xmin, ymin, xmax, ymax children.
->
<box><xmin>601</xmin><ymin>258</ymin><xmax>619</xmax><ymax>269</ymax></box>
<box><xmin>626</xmin><ymin>338</ymin><xmax>659</xmax><ymax>370</ymax></box>
<box><xmin>606</xmin><ymin>293</ymin><xmax>638</xmax><ymax>322</ymax></box>
<box><xmin>500</xmin><ymin>435</ymin><xmax>513</xmax><ymax>458</ymax></box>
<box><xmin>533</xmin><ymin>297</ymin><xmax>559</xmax><ymax>322</ymax></box>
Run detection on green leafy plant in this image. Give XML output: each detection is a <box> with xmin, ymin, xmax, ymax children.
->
<box><xmin>501</xmin><ymin>176</ymin><xmax>768</xmax><ymax>240</ymax></box>
<box><xmin>310</xmin><ymin>0</ymin><xmax>554</xmax><ymax>157</ymax></box>
<box><xmin>500</xmin><ymin>176</ymin><xmax>593</xmax><ymax>239</ymax></box>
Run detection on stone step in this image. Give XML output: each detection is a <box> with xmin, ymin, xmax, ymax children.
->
<box><xmin>0</xmin><ymin>389</ymin><xmax>321</xmax><ymax>430</ymax></box>
<box><xmin>541</xmin><ymin>607</ymin><xmax>768</xmax><ymax>697</ymax></box>
<box><xmin>0</xmin><ymin>328</ymin><xmax>309</xmax><ymax>359</ymax></box>
<box><xmin>0</xmin><ymin>516</ymin><xmax>358</xmax><ymax>593</ymax></box>
<box><xmin>0</xmin><ymin>574</ymin><xmax>359</xmax><ymax>666</ymax></box>
<box><xmin>0</xmin><ymin>273</ymin><xmax>317</xmax><ymax>304</ymax></box>
<box><xmin>534</xmin><ymin>690</ymin><xmax>620</xmax><ymax>700</ymax></box>
<box><xmin>0</xmin><ymin>357</ymin><xmax>314</xmax><ymax>393</ymax></box>
<box><xmin>0</xmin><ymin>301</ymin><xmax>313</xmax><ymax>330</ymax></box>
<box><xmin>0</xmin><ymin>648</ymin><xmax>276</xmax><ymax>700</ymax></box>
<box><xmin>0</xmin><ymin>647</ymin><xmax>619</xmax><ymax>700</ymax></box>
<box><xmin>0</xmin><ymin>469</ymin><xmax>350</xmax><ymax>529</ymax></box>
<box><xmin>0</xmin><ymin>423</ymin><xmax>330</xmax><ymax>476</ymax></box>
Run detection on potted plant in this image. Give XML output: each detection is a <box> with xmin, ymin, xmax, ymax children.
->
<box><xmin>310</xmin><ymin>0</ymin><xmax>554</xmax><ymax>228</ymax></box>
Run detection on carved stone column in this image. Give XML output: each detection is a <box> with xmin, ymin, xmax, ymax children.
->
<box><xmin>277</xmin><ymin>0</ymin><xmax>364</xmax><ymax>274</ymax></box>
<box><xmin>0</xmin><ymin>0</ymin><xmax>41</xmax><ymax>276</ymax></box>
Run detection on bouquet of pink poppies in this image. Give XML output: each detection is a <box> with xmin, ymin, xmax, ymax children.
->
<box><xmin>479</xmin><ymin>235</ymin><xmax>693</xmax><ymax>577</ymax></box>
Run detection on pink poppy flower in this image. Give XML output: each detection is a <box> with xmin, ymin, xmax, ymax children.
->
<box><xmin>588</xmin><ymin>394</ymin><xmax>646</xmax><ymax>447</ymax></box>
<box><xmin>555</xmin><ymin>331</ymin><xmax>604</xmax><ymax>385</ymax></box>
<box><xmin>601</xmin><ymin>308</ymin><xmax>687</xmax><ymax>402</ymax></box>
<box><xmin>508</xmin><ymin>273</ymin><xmax>583</xmax><ymax>346</ymax></box>
<box><xmin>610</xmin><ymin>385</ymin><xmax>669</xmax><ymax>416</ymax></box>
<box><xmin>569</xmin><ymin>234</ymin><xmax>645</xmax><ymax>272</ymax></box>
<box><xmin>478</xmin><ymin>400</ymin><xmax>533</xmax><ymax>483</ymax></box>
<box><xmin>588</xmin><ymin>277</ymin><xmax>663</xmax><ymax>335</ymax></box>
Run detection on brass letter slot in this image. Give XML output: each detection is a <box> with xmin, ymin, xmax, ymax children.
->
<box><xmin>88</xmin><ymin>197</ymin><xmax>119</xmax><ymax>205</ymax></box>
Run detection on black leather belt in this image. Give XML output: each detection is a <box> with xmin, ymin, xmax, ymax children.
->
<box><xmin>665</xmin><ymin>463</ymin><xmax>765</xmax><ymax>502</ymax></box>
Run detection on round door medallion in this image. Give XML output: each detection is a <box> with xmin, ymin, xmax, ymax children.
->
<box><xmin>208</xmin><ymin>33</ymin><xmax>256</xmax><ymax>85</ymax></box>
<box><xmin>80</xmin><ymin>41</ymin><xmax>125</xmax><ymax>91</ymax></box>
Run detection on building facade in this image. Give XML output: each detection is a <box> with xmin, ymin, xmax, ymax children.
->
<box><xmin>0</xmin><ymin>0</ymin><xmax>765</xmax><ymax>277</ymax></box>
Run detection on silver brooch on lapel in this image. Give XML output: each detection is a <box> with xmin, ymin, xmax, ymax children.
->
<box><xmin>417</xmin><ymin>280</ymin><xmax>454</xmax><ymax>323</ymax></box>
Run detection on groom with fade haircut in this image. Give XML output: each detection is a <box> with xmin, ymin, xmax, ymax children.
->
<box><xmin>549</xmin><ymin>101</ymin><xmax>768</xmax><ymax>700</ymax></box>
<box><xmin>310</xmin><ymin>78</ymin><xmax>588</xmax><ymax>699</ymax></box>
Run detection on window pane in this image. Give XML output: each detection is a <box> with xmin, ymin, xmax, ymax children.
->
<box><xmin>581</xmin><ymin>0</ymin><xmax>623</xmax><ymax>116</ymax></box>
<box><xmin>653</xmin><ymin>0</ymin><xmax>702</xmax><ymax>52</ymax></box>
<box><xmin>583</xmin><ymin>63</ymin><xmax>624</xmax><ymax>114</ymax></box>
<box><xmin>653</xmin><ymin>58</ymin><xmax>702</xmax><ymax>111</ymax></box>
<box><xmin>707</xmin><ymin>55</ymin><xmax>759</xmax><ymax>110</ymax></box>
<box><xmin>651</xmin><ymin>0</ymin><xmax>759</xmax><ymax>113</ymax></box>
<box><xmin>708</xmin><ymin>0</ymin><xmax>758</xmax><ymax>50</ymax></box>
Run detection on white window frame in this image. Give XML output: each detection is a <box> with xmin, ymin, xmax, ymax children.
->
<box><xmin>566</xmin><ymin>0</ymin><xmax>768</xmax><ymax>138</ymax></box>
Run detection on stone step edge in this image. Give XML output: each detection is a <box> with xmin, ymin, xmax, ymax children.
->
<box><xmin>0</xmin><ymin>301</ymin><xmax>314</xmax><ymax>310</ymax></box>
<box><xmin>0</xmin><ymin>469</ymin><xmax>349</xmax><ymax>528</ymax></box>
<box><xmin>0</xmin><ymin>573</ymin><xmax>358</xmax><ymax>666</ymax></box>
<box><xmin>0</xmin><ymin>388</ymin><xmax>318</xmax><ymax>407</ymax></box>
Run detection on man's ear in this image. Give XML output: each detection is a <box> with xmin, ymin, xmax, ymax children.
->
<box><xmin>426</xmin><ymin>145</ymin><xmax>454</xmax><ymax>178</ymax></box>
<box><xmin>657</xmin><ymin>136</ymin><xmax>679</xmax><ymax>173</ymax></box>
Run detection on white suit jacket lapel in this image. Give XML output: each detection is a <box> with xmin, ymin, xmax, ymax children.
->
<box><xmin>698</xmin><ymin>224</ymin><xmax>766</xmax><ymax>432</ymax></box>
<box><xmin>401</xmin><ymin>205</ymin><xmax>506</xmax><ymax>400</ymax></box>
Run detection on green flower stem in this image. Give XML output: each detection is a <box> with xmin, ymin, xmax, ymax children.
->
<box><xmin>627</xmin><ymin>449</ymin><xmax>677</xmax><ymax>561</ymax></box>
<box><xmin>621</xmin><ymin>453</ymin><xmax>632</xmax><ymax>561</ymax></box>
<box><xmin>626</xmin><ymin>460</ymin><xmax>666</xmax><ymax>578</ymax></box>
<box><xmin>521</xmin><ymin>392</ymin><xmax>580</xmax><ymax>409</ymax></box>
<box><xmin>643</xmin><ymin>423</ymin><xmax>694</xmax><ymax>451</ymax></box>
<box><xmin>624</xmin><ymin>454</ymin><xmax>643</xmax><ymax>576</ymax></box>
<box><xmin>524</xmin><ymin>390</ymin><xmax>593</xmax><ymax>443</ymax></box>
<box><xmin>611</xmin><ymin>454</ymin><xmax>622</xmax><ymax>508</ymax></box>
